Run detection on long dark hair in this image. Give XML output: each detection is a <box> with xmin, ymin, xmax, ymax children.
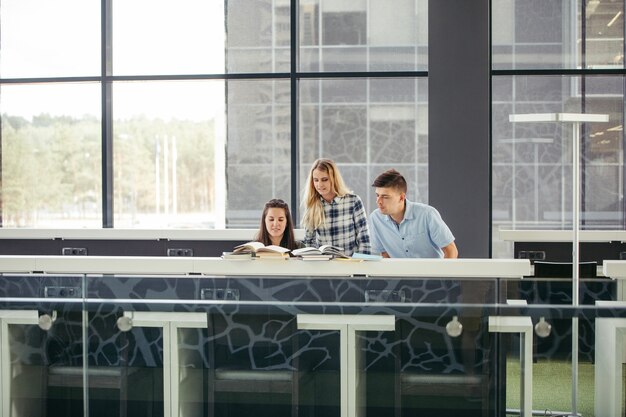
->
<box><xmin>254</xmin><ymin>199</ymin><xmax>298</xmax><ymax>250</ymax></box>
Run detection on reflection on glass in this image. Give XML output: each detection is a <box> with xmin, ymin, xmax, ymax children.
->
<box><xmin>299</xmin><ymin>0</ymin><xmax>427</xmax><ymax>72</ymax></box>
<box><xmin>0</xmin><ymin>0</ymin><xmax>100</xmax><ymax>78</ymax></box>
<box><xmin>113</xmin><ymin>0</ymin><xmax>225</xmax><ymax>75</ymax></box>
<box><xmin>493</xmin><ymin>0</ymin><xmax>625</xmax><ymax>70</ymax></box>
<box><xmin>298</xmin><ymin>78</ymin><xmax>428</xmax><ymax>218</ymax></box>
<box><xmin>1</xmin><ymin>83</ymin><xmax>102</xmax><ymax>227</ymax></box>
<box><xmin>226</xmin><ymin>80</ymin><xmax>291</xmax><ymax>227</ymax></box>
<box><xmin>491</xmin><ymin>75</ymin><xmax>625</xmax><ymax>258</ymax></box>
<box><xmin>113</xmin><ymin>81</ymin><xmax>225</xmax><ymax>228</ymax></box>
<box><xmin>585</xmin><ymin>0</ymin><xmax>624</xmax><ymax>68</ymax></box>
<box><xmin>226</xmin><ymin>0</ymin><xmax>290</xmax><ymax>73</ymax></box>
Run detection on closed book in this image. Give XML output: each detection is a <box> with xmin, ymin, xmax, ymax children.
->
<box><xmin>221</xmin><ymin>251</ymin><xmax>252</xmax><ymax>260</ymax></box>
<box><xmin>296</xmin><ymin>254</ymin><xmax>333</xmax><ymax>261</ymax></box>
<box><xmin>255</xmin><ymin>252</ymin><xmax>290</xmax><ymax>260</ymax></box>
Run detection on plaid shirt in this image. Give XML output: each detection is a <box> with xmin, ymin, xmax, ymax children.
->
<box><xmin>303</xmin><ymin>193</ymin><xmax>371</xmax><ymax>255</ymax></box>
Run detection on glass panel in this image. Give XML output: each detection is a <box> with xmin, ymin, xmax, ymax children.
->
<box><xmin>502</xmin><ymin>284</ymin><xmax>617</xmax><ymax>416</ymax></box>
<box><xmin>299</xmin><ymin>0</ymin><xmax>427</xmax><ymax>72</ymax></box>
<box><xmin>585</xmin><ymin>0</ymin><xmax>624</xmax><ymax>68</ymax></box>
<box><xmin>0</xmin><ymin>83</ymin><xmax>102</xmax><ymax>227</ymax></box>
<box><xmin>493</xmin><ymin>0</ymin><xmax>625</xmax><ymax>70</ymax></box>
<box><xmin>492</xmin><ymin>0</ymin><xmax>577</xmax><ymax>70</ymax></box>
<box><xmin>113</xmin><ymin>80</ymin><xmax>225</xmax><ymax>228</ymax></box>
<box><xmin>4</xmin><ymin>267</ymin><xmax>625</xmax><ymax>417</ymax></box>
<box><xmin>82</xmin><ymin>273</ymin><xmax>503</xmax><ymax>417</ymax></box>
<box><xmin>583</xmin><ymin>76</ymin><xmax>624</xmax><ymax>227</ymax></box>
<box><xmin>0</xmin><ymin>274</ymin><xmax>85</xmax><ymax>417</ymax></box>
<box><xmin>299</xmin><ymin>78</ymin><xmax>428</xmax><ymax>218</ymax></box>
<box><xmin>226</xmin><ymin>0</ymin><xmax>291</xmax><ymax>73</ymax></box>
<box><xmin>226</xmin><ymin>80</ymin><xmax>291</xmax><ymax>228</ymax></box>
<box><xmin>113</xmin><ymin>0</ymin><xmax>225</xmax><ymax>75</ymax></box>
<box><xmin>0</xmin><ymin>0</ymin><xmax>100</xmax><ymax>78</ymax></box>
<box><xmin>491</xmin><ymin>75</ymin><xmax>624</xmax><ymax>258</ymax></box>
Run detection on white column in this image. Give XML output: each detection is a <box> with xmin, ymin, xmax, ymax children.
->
<box><xmin>0</xmin><ymin>310</ymin><xmax>39</xmax><ymax>417</ymax></box>
<box><xmin>123</xmin><ymin>311</ymin><xmax>207</xmax><ymax>417</ymax></box>
<box><xmin>297</xmin><ymin>314</ymin><xmax>395</xmax><ymax>417</ymax></box>
<box><xmin>488</xmin><ymin>315</ymin><xmax>533</xmax><ymax>417</ymax></box>
<box><xmin>594</xmin><ymin>301</ymin><xmax>626</xmax><ymax>417</ymax></box>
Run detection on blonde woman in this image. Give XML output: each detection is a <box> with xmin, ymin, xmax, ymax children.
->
<box><xmin>301</xmin><ymin>158</ymin><xmax>371</xmax><ymax>255</ymax></box>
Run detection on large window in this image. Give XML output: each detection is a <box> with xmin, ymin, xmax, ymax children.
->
<box><xmin>0</xmin><ymin>0</ymin><xmax>427</xmax><ymax>228</ymax></box>
<box><xmin>112</xmin><ymin>81</ymin><xmax>224</xmax><ymax>228</ymax></box>
<box><xmin>298</xmin><ymin>78</ymin><xmax>428</xmax><ymax>221</ymax></box>
<box><xmin>1</xmin><ymin>83</ymin><xmax>102</xmax><ymax>228</ymax></box>
<box><xmin>492</xmin><ymin>0</ymin><xmax>625</xmax><ymax>258</ymax></box>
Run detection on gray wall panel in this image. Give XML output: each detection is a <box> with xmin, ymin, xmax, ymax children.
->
<box><xmin>429</xmin><ymin>0</ymin><xmax>490</xmax><ymax>258</ymax></box>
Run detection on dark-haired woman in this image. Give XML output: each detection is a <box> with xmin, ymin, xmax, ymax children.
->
<box><xmin>254</xmin><ymin>198</ymin><xmax>301</xmax><ymax>250</ymax></box>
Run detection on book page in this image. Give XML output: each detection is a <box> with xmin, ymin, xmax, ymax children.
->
<box><xmin>292</xmin><ymin>247</ymin><xmax>323</xmax><ymax>256</ymax></box>
<box><xmin>319</xmin><ymin>245</ymin><xmax>349</xmax><ymax>258</ymax></box>
<box><xmin>233</xmin><ymin>241</ymin><xmax>265</xmax><ymax>253</ymax></box>
<box><xmin>256</xmin><ymin>245</ymin><xmax>291</xmax><ymax>254</ymax></box>
<box><xmin>319</xmin><ymin>244</ymin><xmax>343</xmax><ymax>252</ymax></box>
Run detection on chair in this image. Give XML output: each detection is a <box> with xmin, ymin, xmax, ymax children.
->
<box><xmin>45</xmin><ymin>366</ymin><xmax>130</xmax><ymax>417</ymax></box>
<box><xmin>533</xmin><ymin>261</ymin><xmax>597</xmax><ymax>278</ymax></box>
<box><xmin>207</xmin><ymin>307</ymin><xmax>299</xmax><ymax>417</ymax></box>
<box><xmin>394</xmin><ymin>278</ymin><xmax>494</xmax><ymax>417</ymax></box>
<box><xmin>42</xmin><ymin>311</ymin><xmax>133</xmax><ymax>417</ymax></box>
<box><xmin>394</xmin><ymin>316</ymin><xmax>491</xmax><ymax>417</ymax></box>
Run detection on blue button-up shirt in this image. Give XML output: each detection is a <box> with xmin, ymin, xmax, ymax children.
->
<box><xmin>369</xmin><ymin>200</ymin><xmax>454</xmax><ymax>258</ymax></box>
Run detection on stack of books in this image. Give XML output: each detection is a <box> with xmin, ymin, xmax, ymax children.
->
<box><xmin>292</xmin><ymin>245</ymin><xmax>349</xmax><ymax>260</ymax></box>
<box><xmin>232</xmin><ymin>241</ymin><xmax>290</xmax><ymax>259</ymax></box>
<box><xmin>221</xmin><ymin>251</ymin><xmax>252</xmax><ymax>260</ymax></box>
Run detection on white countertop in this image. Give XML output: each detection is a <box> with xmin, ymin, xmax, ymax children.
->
<box><xmin>0</xmin><ymin>255</ymin><xmax>531</xmax><ymax>278</ymax></box>
<box><xmin>499</xmin><ymin>229</ymin><xmax>626</xmax><ymax>242</ymax></box>
<box><xmin>603</xmin><ymin>261</ymin><xmax>626</xmax><ymax>279</ymax></box>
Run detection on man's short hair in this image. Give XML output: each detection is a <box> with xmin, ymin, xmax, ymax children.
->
<box><xmin>372</xmin><ymin>169</ymin><xmax>407</xmax><ymax>194</ymax></box>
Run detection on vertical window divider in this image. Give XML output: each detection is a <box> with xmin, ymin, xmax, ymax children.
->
<box><xmin>290</xmin><ymin>0</ymin><xmax>299</xmax><ymax>225</ymax></box>
<box><xmin>623</xmin><ymin>0</ymin><xmax>626</xmax><ymax>226</ymax></box>
<box><xmin>101</xmin><ymin>0</ymin><xmax>114</xmax><ymax>228</ymax></box>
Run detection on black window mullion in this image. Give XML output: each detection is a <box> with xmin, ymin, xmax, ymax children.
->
<box><xmin>290</xmin><ymin>0</ymin><xmax>299</xmax><ymax>225</ymax></box>
<box><xmin>102</xmin><ymin>0</ymin><xmax>113</xmax><ymax>228</ymax></box>
<box><xmin>623</xmin><ymin>0</ymin><xmax>626</xmax><ymax>228</ymax></box>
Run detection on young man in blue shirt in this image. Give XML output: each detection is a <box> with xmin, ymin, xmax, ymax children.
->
<box><xmin>369</xmin><ymin>169</ymin><xmax>458</xmax><ymax>258</ymax></box>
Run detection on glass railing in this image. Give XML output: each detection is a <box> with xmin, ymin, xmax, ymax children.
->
<box><xmin>0</xmin><ymin>267</ymin><xmax>624</xmax><ymax>417</ymax></box>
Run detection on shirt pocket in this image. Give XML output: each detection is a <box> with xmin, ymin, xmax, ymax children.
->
<box><xmin>403</xmin><ymin>230</ymin><xmax>430</xmax><ymax>254</ymax></box>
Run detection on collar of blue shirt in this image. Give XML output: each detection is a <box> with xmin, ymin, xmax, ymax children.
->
<box><xmin>383</xmin><ymin>199</ymin><xmax>416</xmax><ymax>225</ymax></box>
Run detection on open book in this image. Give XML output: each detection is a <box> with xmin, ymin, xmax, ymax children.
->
<box><xmin>292</xmin><ymin>245</ymin><xmax>349</xmax><ymax>259</ymax></box>
<box><xmin>232</xmin><ymin>241</ymin><xmax>291</xmax><ymax>257</ymax></box>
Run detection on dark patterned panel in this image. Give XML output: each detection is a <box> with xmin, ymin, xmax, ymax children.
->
<box><xmin>1</xmin><ymin>274</ymin><xmax>501</xmax><ymax>416</ymax></box>
<box><xmin>517</xmin><ymin>280</ymin><xmax>614</xmax><ymax>361</ymax></box>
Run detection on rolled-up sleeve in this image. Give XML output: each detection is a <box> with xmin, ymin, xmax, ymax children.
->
<box><xmin>302</xmin><ymin>228</ymin><xmax>318</xmax><ymax>248</ymax></box>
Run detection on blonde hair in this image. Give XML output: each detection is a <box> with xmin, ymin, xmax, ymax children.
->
<box><xmin>301</xmin><ymin>158</ymin><xmax>351</xmax><ymax>230</ymax></box>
